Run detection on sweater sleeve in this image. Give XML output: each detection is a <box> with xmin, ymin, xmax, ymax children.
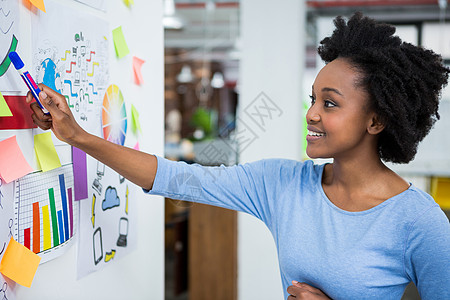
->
<box><xmin>145</xmin><ymin>155</ymin><xmax>286</xmax><ymax>226</ymax></box>
<box><xmin>404</xmin><ymin>205</ymin><xmax>450</xmax><ymax>299</ymax></box>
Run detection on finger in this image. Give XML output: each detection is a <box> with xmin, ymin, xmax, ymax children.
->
<box><xmin>26</xmin><ymin>91</ymin><xmax>34</xmax><ymax>104</ymax></box>
<box><xmin>32</xmin><ymin>113</ymin><xmax>52</xmax><ymax>130</ymax></box>
<box><xmin>38</xmin><ymin>90</ymin><xmax>66</xmax><ymax>118</ymax></box>
<box><xmin>292</xmin><ymin>281</ymin><xmax>323</xmax><ymax>295</ymax></box>
<box><xmin>30</xmin><ymin>102</ymin><xmax>52</xmax><ymax>121</ymax></box>
<box><xmin>38</xmin><ymin>84</ymin><xmax>70</xmax><ymax>113</ymax></box>
<box><xmin>287</xmin><ymin>285</ymin><xmax>302</xmax><ymax>296</ymax></box>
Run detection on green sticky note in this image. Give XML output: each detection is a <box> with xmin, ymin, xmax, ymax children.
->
<box><xmin>34</xmin><ymin>132</ymin><xmax>61</xmax><ymax>172</ymax></box>
<box><xmin>112</xmin><ymin>26</ymin><xmax>130</xmax><ymax>59</ymax></box>
<box><xmin>0</xmin><ymin>92</ymin><xmax>13</xmax><ymax>117</ymax></box>
<box><xmin>131</xmin><ymin>104</ymin><xmax>142</xmax><ymax>134</ymax></box>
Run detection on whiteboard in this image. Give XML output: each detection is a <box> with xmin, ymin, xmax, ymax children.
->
<box><xmin>3</xmin><ymin>0</ymin><xmax>165</xmax><ymax>299</ymax></box>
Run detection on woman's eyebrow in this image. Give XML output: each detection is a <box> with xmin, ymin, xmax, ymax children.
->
<box><xmin>311</xmin><ymin>85</ymin><xmax>344</xmax><ymax>97</ymax></box>
<box><xmin>321</xmin><ymin>87</ymin><xmax>344</xmax><ymax>97</ymax></box>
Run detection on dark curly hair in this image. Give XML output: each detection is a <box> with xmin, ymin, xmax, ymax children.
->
<box><xmin>318</xmin><ymin>12</ymin><xmax>450</xmax><ymax>163</ymax></box>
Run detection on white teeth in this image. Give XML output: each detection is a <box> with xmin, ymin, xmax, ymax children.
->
<box><xmin>308</xmin><ymin>130</ymin><xmax>325</xmax><ymax>137</ymax></box>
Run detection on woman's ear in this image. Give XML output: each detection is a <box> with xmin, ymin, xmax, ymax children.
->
<box><xmin>367</xmin><ymin>114</ymin><xmax>385</xmax><ymax>135</ymax></box>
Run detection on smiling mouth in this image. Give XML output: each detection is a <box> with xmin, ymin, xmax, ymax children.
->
<box><xmin>307</xmin><ymin>130</ymin><xmax>325</xmax><ymax>137</ymax></box>
<box><xmin>306</xmin><ymin>130</ymin><xmax>325</xmax><ymax>141</ymax></box>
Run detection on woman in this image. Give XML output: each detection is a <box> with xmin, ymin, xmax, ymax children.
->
<box><xmin>29</xmin><ymin>12</ymin><xmax>449</xmax><ymax>299</ymax></box>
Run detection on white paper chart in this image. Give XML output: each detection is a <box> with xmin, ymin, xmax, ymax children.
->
<box><xmin>14</xmin><ymin>164</ymin><xmax>78</xmax><ymax>263</ymax></box>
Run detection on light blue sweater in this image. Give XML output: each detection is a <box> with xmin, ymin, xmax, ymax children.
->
<box><xmin>146</xmin><ymin>156</ymin><xmax>450</xmax><ymax>299</ymax></box>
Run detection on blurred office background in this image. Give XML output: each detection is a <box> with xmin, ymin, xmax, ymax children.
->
<box><xmin>163</xmin><ymin>1</ymin><xmax>450</xmax><ymax>299</ymax></box>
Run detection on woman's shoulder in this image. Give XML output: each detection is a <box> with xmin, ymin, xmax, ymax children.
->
<box><xmin>245</xmin><ymin>158</ymin><xmax>323</xmax><ymax>183</ymax></box>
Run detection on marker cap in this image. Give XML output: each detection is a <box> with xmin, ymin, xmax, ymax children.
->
<box><xmin>8</xmin><ymin>51</ymin><xmax>25</xmax><ymax>70</ymax></box>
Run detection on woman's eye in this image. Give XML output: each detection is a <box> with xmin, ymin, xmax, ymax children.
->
<box><xmin>324</xmin><ymin>100</ymin><xmax>336</xmax><ymax>108</ymax></box>
<box><xmin>309</xmin><ymin>95</ymin><xmax>315</xmax><ymax>105</ymax></box>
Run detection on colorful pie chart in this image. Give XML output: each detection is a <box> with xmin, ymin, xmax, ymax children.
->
<box><xmin>102</xmin><ymin>84</ymin><xmax>127</xmax><ymax>145</ymax></box>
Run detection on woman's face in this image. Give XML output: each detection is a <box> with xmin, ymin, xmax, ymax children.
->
<box><xmin>306</xmin><ymin>58</ymin><xmax>375</xmax><ymax>160</ymax></box>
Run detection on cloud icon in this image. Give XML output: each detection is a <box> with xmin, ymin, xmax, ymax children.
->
<box><xmin>102</xmin><ymin>186</ymin><xmax>120</xmax><ymax>210</ymax></box>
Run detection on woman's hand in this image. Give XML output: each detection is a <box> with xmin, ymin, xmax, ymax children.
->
<box><xmin>27</xmin><ymin>83</ymin><xmax>87</xmax><ymax>145</ymax></box>
<box><xmin>287</xmin><ymin>281</ymin><xmax>331</xmax><ymax>299</ymax></box>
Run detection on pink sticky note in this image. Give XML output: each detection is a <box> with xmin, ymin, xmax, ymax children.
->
<box><xmin>133</xmin><ymin>56</ymin><xmax>145</xmax><ymax>85</ymax></box>
<box><xmin>0</xmin><ymin>136</ymin><xmax>33</xmax><ymax>183</ymax></box>
<box><xmin>133</xmin><ymin>142</ymin><xmax>140</xmax><ymax>151</ymax></box>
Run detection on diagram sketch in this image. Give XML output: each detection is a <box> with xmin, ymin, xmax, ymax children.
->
<box><xmin>77</xmin><ymin>160</ymin><xmax>136</xmax><ymax>279</ymax></box>
<box><xmin>31</xmin><ymin>0</ymin><xmax>109</xmax><ymax>135</ymax></box>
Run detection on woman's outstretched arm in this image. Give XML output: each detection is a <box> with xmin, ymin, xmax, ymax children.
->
<box><xmin>28</xmin><ymin>84</ymin><xmax>157</xmax><ymax>190</ymax></box>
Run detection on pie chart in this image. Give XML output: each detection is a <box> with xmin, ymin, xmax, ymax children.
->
<box><xmin>102</xmin><ymin>84</ymin><xmax>127</xmax><ymax>145</ymax></box>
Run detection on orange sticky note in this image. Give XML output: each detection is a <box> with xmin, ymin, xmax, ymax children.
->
<box><xmin>0</xmin><ymin>136</ymin><xmax>33</xmax><ymax>183</ymax></box>
<box><xmin>0</xmin><ymin>237</ymin><xmax>41</xmax><ymax>287</ymax></box>
<box><xmin>29</xmin><ymin>0</ymin><xmax>46</xmax><ymax>12</ymax></box>
<box><xmin>132</xmin><ymin>56</ymin><xmax>145</xmax><ymax>85</ymax></box>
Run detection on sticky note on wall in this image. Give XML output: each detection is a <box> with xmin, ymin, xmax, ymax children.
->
<box><xmin>34</xmin><ymin>132</ymin><xmax>61</xmax><ymax>172</ymax></box>
<box><xmin>29</xmin><ymin>0</ymin><xmax>46</xmax><ymax>12</ymax></box>
<box><xmin>112</xmin><ymin>26</ymin><xmax>130</xmax><ymax>59</ymax></box>
<box><xmin>0</xmin><ymin>237</ymin><xmax>41</xmax><ymax>287</ymax></box>
<box><xmin>0</xmin><ymin>92</ymin><xmax>13</xmax><ymax>117</ymax></box>
<box><xmin>131</xmin><ymin>104</ymin><xmax>142</xmax><ymax>134</ymax></box>
<box><xmin>123</xmin><ymin>0</ymin><xmax>134</xmax><ymax>7</ymax></box>
<box><xmin>133</xmin><ymin>56</ymin><xmax>145</xmax><ymax>85</ymax></box>
<box><xmin>0</xmin><ymin>136</ymin><xmax>33</xmax><ymax>183</ymax></box>
<box><xmin>72</xmin><ymin>146</ymin><xmax>88</xmax><ymax>201</ymax></box>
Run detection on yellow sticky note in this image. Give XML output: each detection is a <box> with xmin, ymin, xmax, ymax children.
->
<box><xmin>112</xmin><ymin>26</ymin><xmax>130</xmax><ymax>59</ymax></box>
<box><xmin>0</xmin><ymin>92</ymin><xmax>13</xmax><ymax>117</ymax></box>
<box><xmin>123</xmin><ymin>0</ymin><xmax>134</xmax><ymax>7</ymax></box>
<box><xmin>34</xmin><ymin>132</ymin><xmax>61</xmax><ymax>172</ymax></box>
<box><xmin>29</xmin><ymin>0</ymin><xmax>46</xmax><ymax>12</ymax></box>
<box><xmin>131</xmin><ymin>104</ymin><xmax>142</xmax><ymax>134</ymax></box>
<box><xmin>0</xmin><ymin>237</ymin><xmax>41</xmax><ymax>287</ymax></box>
<box><xmin>133</xmin><ymin>56</ymin><xmax>145</xmax><ymax>85</ymax></box>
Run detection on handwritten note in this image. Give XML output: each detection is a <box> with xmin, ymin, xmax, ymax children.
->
<box><xmin>0</xmin><ymin>237</ymin><xmax>41</xmax><ymax>287</ymax></box>
<box><xmin>132</xmin><ymin>56</ymin><xmax>145</xmax><ymax>85</ymax></box>
<box><xmin>112</xmin><ymin>26</ymin><xmax>130</xmax><ymax>59</ymax></box>
<box><xmin>0</xmin><ymin>92</ymin><xmax>12</xmax><ymax>117</ymax></box>
<box><xmin>29</xmin><ymin>0</ymin><xmax>46</xmax><ymax>12</ymax></box>
<box><xmin>34</xmin><ymin>132</ymin><xmax>61</xmax><ymax>172</ymax></box>
<box><xmin>131</xmin><ymin>104</ymin><xmax>142</xmax><ymax>134</ymax></box>
<box><xmin>0</xmin><ymin>136</ymin><xmax>33</xmax><ymax>183</ymax></box>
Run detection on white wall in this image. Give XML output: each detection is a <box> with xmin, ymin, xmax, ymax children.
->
<box><xmin>15</xmin><ymin>1</ymin><xmax>165</xmax><ymax>299</ymax></box>
<box><xmin>239</xmin><ymin>0</ymin><xmax>306</xmax><ymax>299</ymax></box>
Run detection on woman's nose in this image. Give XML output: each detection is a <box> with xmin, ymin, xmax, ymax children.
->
<box><xmin>306</xmin><ymin>105</ymin><xmax>320</xmax><ymax>123</ymax></box>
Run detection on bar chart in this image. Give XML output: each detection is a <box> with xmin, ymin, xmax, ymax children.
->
<box><xmin>14</xmin><ymin>164</ymin><xmax>77</xmax><ymax>261</ymax></box>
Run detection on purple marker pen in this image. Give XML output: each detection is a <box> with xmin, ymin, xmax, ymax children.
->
<box><xmin>8</xmin><ymin>51</ymin><xmax>49</xmax><ymax>114</ymax></box>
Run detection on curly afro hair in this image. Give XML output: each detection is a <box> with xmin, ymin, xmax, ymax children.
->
<box><xmin>318</xmin><ymin>12</ymin><xmax>450</xmax><ymax>163</ymax></box>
